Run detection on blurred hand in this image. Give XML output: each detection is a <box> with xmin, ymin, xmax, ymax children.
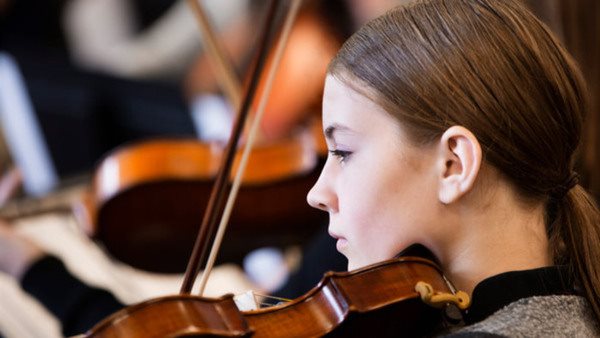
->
<box><xmin>0</xmin><ymin>219</ymin><xmax>44</xmax><ymax>280</ymax></box>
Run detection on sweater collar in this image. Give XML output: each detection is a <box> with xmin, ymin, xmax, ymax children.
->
<box><xmin>463</xmin><ymin>265</ymin><xmax>575</xmax><ymax>324</ymax></box>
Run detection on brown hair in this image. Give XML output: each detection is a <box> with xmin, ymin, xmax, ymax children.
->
<box><xmin>329</xmin><ymin>0</ymin><xmax>600</xmax><ymax>321</ymax></box>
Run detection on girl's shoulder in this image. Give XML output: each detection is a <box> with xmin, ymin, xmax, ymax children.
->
<box><xmin>449</xmin><ymin>295</ymin><xmax>599</xmax><ymax>337</ymax></box>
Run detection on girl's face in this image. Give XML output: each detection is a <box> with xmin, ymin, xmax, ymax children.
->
<box><xmin>308</xmin><ymin>75</ymin><xmax>441</xmax><ymax>270</ymax></box>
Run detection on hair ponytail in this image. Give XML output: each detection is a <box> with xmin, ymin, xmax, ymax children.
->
<box><xmin>550</xmin><ymin>187</ymin><xmax>600</xmax><ymax>322</ymax></box>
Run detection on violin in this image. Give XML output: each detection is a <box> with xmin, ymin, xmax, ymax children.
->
<box><xmin>86</xmin><ymin>256</ymin><xmax>469</xmax><ymax>338</ymax></box>
<box><xmin>75</xmin><ymin>127</ymin><xmax>326</xmax><ymax>273</ymax></box>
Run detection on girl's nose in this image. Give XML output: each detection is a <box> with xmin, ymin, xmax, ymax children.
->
<box><xmin>307</xmin><ymin>170</ymin><xmax>336</xmax><ymax>213</ymax></box>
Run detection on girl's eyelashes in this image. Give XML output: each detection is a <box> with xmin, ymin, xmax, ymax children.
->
<box><xmin>329</xmin><ymin>149</ymin><xmax>353</xmax><ymax>163</ymax></box>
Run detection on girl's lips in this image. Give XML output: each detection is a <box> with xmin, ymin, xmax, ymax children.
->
<box><xmin>329</xmin><ymin>230</ymin><xmax>347</xmax><ymax>251</ymax></box>
<box><xmin>328</xmin><ymin>229</ymin><xmax>342</xmax><ymax>240</ymax></box>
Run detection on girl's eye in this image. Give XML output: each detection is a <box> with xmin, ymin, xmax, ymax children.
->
<box><xmin>329</xmin><ymin>149</ymin><xmax>352</xmax><ymax>163</ymax></box>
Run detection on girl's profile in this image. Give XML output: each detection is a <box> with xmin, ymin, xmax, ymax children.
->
<box><xmin>308</xmin><ymin>0</ymin><xmax>600</xmax><ymax>335</ymax></box>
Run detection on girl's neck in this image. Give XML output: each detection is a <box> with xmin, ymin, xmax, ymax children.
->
<box><xmin>440</xmin><ymin>185</ymin><xmax>551</xmax><ymax>296</ymax></box>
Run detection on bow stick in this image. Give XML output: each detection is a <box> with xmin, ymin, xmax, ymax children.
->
<box><xmin>180</xmin><ymin>0</ymin><xmax>294</xmax><ymax>294</ymax></box>
<box><xmin>187</xmin><ymin>0</ymin><xmax>242</xmax><ymax>109</ymax></box>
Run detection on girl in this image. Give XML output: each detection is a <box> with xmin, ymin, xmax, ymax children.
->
<box><xmin>2</xmin><ymin>0</ymin><xmax>600</xmax><ymax>336</ymax></box>
<box><xmin>307</xmin><ymin>0</ymin><xmax>600</xmax><ymax>335</ymax></box>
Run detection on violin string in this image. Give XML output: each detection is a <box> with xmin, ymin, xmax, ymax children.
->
<box><xmin>253</xmin><ymin>292</ymin><xmax>293</xmax><ymax>303</ymax></box>
<box><xmin>196</xmin><ymin>0</ymin><xmax>303</xmax><ymax>296</ymax></box>
<box><xmin>251</xmin><ymin>292</ymin><xmax>291</xmax><ymax>309</ymax></box>
<box><xmin>187</xmin><ymin>0</ymin><xmax>242</xmax><ymax>109</ymax></box>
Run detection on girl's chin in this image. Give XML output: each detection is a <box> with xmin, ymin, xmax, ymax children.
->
<box><xmin>335</xmin><ymin>238</ymin><xmax>348</xmax><ymax>252</ymax></box>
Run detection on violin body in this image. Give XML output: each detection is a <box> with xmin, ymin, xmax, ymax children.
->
<box><xmin>87</xmin><ymin>294</ymin><xmax>251</xmax><ymax>338</ymax></box>
<box><xmin>86</xmin><ymin>256</ymin><xmax>457</xmax><ymax>337</ymax></box>
<box><xmin>76</xmin><ymin>130</ymin><xmax>327</xmax><ymax>273</ymax></box>
<box><xmin>244</xmin><ymin>256</ymin><xmax>450</xmax><ymax>337</ymax></box>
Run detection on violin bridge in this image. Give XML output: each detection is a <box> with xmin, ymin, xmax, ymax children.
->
<box><xmin>233</xmin><ymin>290</ymin><xmax>291</xmax><ymax>311</ymax></box>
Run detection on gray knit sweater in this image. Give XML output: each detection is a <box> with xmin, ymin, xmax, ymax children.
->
<box><xmin>448</xmin><ymin>295</ymin><xmax>600</xmax><ymax>337</ymax></box>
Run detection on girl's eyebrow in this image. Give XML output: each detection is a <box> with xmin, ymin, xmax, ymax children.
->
<box><xmin>324</xmin><ymin>123</ymin><xmax>353</xmax><ymax>142</ymax></box>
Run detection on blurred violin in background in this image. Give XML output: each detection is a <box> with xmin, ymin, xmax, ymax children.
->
<box><xmin>70</xmin><ymin>0</ymin><xmax>341</xmax><ymax>273</ymax></box>
<box><xmin>0</xmin><ymin>0</ymin><xmax>336</xmax><ymax>273</ymax></box>
<box><xmin>74</xmin><ymin>127</ymin><xmax>326</xmax><ymax>273</ymax></box>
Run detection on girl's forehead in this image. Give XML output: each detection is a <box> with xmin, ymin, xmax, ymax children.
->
<box><xmin>323</xmin><ymin>76</ymin><xmax>380</xmax><ymax>116</ymax></box>
<box><xmin>323</xmin><ymin>76</ymin><xmax>406</xmax><ymax>144</ymax></box>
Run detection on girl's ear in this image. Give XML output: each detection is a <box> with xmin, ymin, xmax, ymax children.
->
<box><xmin>436</xmin><ymin>126</ymin><xmax>482</xmax><ymax>204</ymax></box>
